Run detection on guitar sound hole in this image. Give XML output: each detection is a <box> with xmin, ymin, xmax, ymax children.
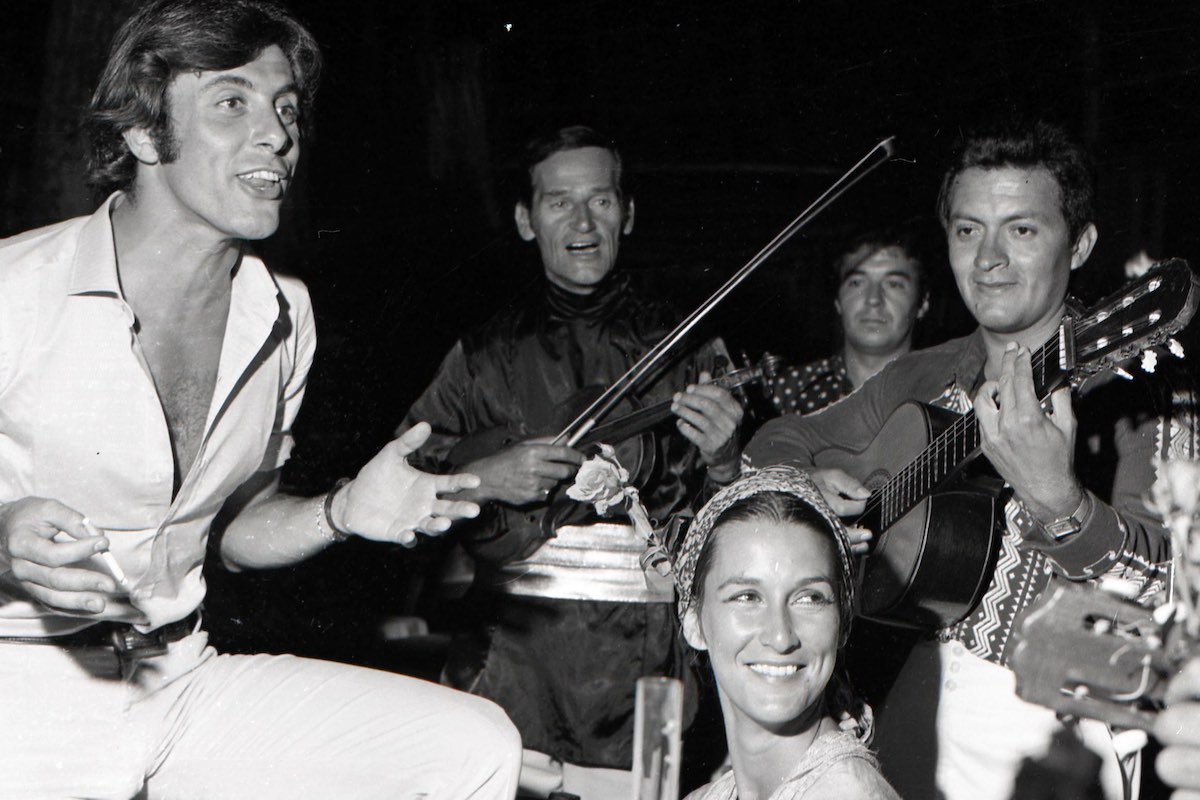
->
<box><xmin>863</xmin><ymin>470</ymin><xmax>892</xmax><ymax>491</ymax></box>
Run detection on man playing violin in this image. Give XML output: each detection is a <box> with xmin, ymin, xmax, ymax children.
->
<box><xmin>398</xmin><ymin>125</ymin><xmax>744</xmax><ymax>798</ymax></box>
<box><xmin>746</xmin><ymin>120</ymin><xmax>1179</xmax><ymax>800</ymax></box>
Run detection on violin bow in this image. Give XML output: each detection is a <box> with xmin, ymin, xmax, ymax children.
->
<box><xmin>554</xmin><ymin>136</ymin><xmax>897</xmax><ymax>447</ymax></box>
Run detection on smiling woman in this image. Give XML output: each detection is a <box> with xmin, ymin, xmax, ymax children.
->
<box><xmin>675</xmin><ymin>466</ymin><xmax>899</xmax><ymax>800</ymax></box>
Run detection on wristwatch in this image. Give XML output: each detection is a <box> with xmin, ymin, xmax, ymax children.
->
<box><xmin>1040</xmin><ymin>491</ymin><xmax>1093</xmax><ymax>542</ymax></box>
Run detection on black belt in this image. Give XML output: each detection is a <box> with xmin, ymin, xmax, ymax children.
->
<box><xmin>0</xmin><ymin>609</ymin><xmax>201</xmax><ymax>661</ymax></box>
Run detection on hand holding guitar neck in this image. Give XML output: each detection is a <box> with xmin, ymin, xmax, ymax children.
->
<box><xmin>974</xmin><ymin>345</ymin><xmax>1083</xmax><ymax>530</ymax></box>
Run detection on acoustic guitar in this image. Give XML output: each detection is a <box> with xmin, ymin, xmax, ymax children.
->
<box><xmin>814</xmin><ymin>259</ymin><xmax>1199</xmax><ymax>630</ymax></box>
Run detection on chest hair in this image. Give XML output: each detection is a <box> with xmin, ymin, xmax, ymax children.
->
<box><xmin>138</xmin><ymin>311</ymin><xmax>227</xmax><ymax>494</ymax></box>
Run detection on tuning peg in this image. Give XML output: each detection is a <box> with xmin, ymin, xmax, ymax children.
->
<box><xmin>1097</xmin><ymin>576</ymin><xmax>1141</xmax><ymax>600</ymax></box>
<box><xmin>759</xmin><ymin>352</ymin><xmax>785</xmax><ymax>380</ymax></box>
<box><xmin>1112</xmin><ymin>365</ymin><xmax>1134</xmax><ymax>381</ymax></box>
<box><xmin>1167</xmin><ymin>338</ymin><xmax>1186</xmax><ymax>359</ymax></box>
<box><xmin>1140</xmin><ymin>350</ymin><xmax>1158</xmax><ymax>374</ymax></box>
<box><xmin>1152</xmin><ymin>602</ymin><xmax>1180</xmax><ymax>626</ymax></box>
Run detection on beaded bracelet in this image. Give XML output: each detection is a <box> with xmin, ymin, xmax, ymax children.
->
<box><xmin>316</xmin><ymin>478</ymin><xmax>353</xmax><ymax>543</ymax></box>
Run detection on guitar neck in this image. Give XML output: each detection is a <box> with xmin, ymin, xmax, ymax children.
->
<box><xmin>865</xmin><ymin>326</ymin><xmax>1072</xmax><ymax>532</ymax></box>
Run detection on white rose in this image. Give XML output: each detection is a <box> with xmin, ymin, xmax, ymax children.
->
<box><xmin>567</xmin><ymin>446</ymin><xmax>630</xmax><ymax>515</ymax></box>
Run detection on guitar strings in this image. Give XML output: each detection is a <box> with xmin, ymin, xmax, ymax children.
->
<box><xmin>858</xmin><ymin>300</ymin><xmax>1148</xmax><ymax>526</ymax></box>
<box><xmin>852</xmin><ymin>266</ymin><xmax>1187</xmax><ymax>532</ymax></box>
<box><xmin>859</xmin><ymin>334</ymin><xmax>1057</xmax><ymax>527</ymax></box>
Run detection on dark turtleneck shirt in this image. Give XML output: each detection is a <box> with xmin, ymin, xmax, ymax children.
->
<box><xmin>401</xmin><ymin>273</ymin><xmax>728</xmax><ymax>564</ymax></box>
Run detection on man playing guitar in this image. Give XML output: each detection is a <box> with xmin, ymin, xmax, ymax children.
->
<box><xmin>746</xmin><ymin>120</ymin><xmax>1176</xmax><ymax>800</ymax></box>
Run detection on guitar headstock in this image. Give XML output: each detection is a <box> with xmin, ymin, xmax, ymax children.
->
<box><xmin>1068</xmin><ymin>258</ymin><xmax>1199</xmax><ymax>385</ymax></box>
<box><xmin>1010</xmin><ymin>581</ymin><xmax>1177</xmax><ymax>730</ymax></box>
<box><xmin>1010</xmin><ymin>459</ymin><xmax>1200</xmax><ymax>730</ymax></box>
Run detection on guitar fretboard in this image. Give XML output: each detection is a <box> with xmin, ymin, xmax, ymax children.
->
<box><xmin>865</xmin><ymin>327</ymin><xmax>1066</xmax><ymax>531</ymax></box>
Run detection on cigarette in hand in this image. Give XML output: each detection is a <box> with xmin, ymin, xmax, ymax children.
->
<box><xmin>63</xmin><ymin>518</ymin><xmax>130</xmax><ymax>591</ymax></box>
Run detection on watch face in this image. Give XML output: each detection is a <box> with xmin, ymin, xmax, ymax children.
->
<box><xmin>1044</xmin><ymin>517</ymin><xmax>1081</xmax><ymax>540</ymax></box>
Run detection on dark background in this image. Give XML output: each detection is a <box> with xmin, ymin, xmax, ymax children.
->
<box><xmin>3</xmin><ymin>0</ymin><xmax>1199</xmax><ymax>792</ymax></box>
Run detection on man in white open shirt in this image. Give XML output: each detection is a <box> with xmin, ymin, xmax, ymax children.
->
<box><xmin>0</xmin><ymin>1</ymin><xmax>519</xmax><ymax>797</ymax></box>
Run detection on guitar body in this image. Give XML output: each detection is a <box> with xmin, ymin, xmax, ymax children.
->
<box><xmin>815</xmin><ymin>402</ymin><xmax>1004</xmax><ymax>629</ymax></box>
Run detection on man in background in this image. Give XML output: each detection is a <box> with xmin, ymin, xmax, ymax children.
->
<box><xmin>765</xmin><ymin>227</ymin><xmax>929</xmax><ymax>415</ymax></box>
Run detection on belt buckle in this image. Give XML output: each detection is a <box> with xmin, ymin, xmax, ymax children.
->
<box><xmin>110</xmin><ymin>626</ymin><xmax>169</xmax><ymax>661</ymax></box>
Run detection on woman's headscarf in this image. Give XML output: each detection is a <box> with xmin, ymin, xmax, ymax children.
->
<box><xmin>673</xmin><ymin>465</ymin><xmax>858</xmax><ymax>635</ymax></box>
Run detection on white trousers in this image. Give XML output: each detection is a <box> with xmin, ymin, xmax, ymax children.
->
<box><xmin>874</xmin><ymin>640</ymin><xmax>1137</xmax><ymax>800</ymax></box>
<box><xmin>0</xmin><ymin>629</ymin><xmax>521</xmax><ymax>800</ymax></box>
<box><xmin>519</xmin><ymin>749</ymin><xmax>633</xmax><ymax>800</ymax></box>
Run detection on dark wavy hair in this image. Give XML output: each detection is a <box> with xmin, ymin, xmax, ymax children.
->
<box><xmin>518</xmin><ymin>125</ymin><xmax>627</xmax><ymax>209</ymax></box>
<box><xmin>935</xmin><ymin>120</ymin><xmax>1095</xmax><ymax>243</ymax></box>
<box><xmin>833</xmin><ymin>223</ymin><xmax>930</xmax><ymax>301</ymax></box>
<box><xmin>85</xmin><ymin>0</ymin><xmax>322</xmax><ymax>196</ymax></box>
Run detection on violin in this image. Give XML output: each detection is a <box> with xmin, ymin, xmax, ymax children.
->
<box><xmin>446</xmin><ymin>354</ymin><xmax>780</xmax><ymax>489</ymax></box>
<box><xmin>570</xmin><ymin>355</ymin><xmax>781</xmax><ymax>453</ymax></box>
<box><xmin>442</xmin><ymin>355</ymin><xmax>777</xmax><ymax>556</ymax></box>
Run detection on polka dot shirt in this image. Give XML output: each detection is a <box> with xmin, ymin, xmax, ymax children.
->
<box><xmin>764</xmin><ymin>353</ymin><xmax>855</xmax><ymax>415</ymax></box>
